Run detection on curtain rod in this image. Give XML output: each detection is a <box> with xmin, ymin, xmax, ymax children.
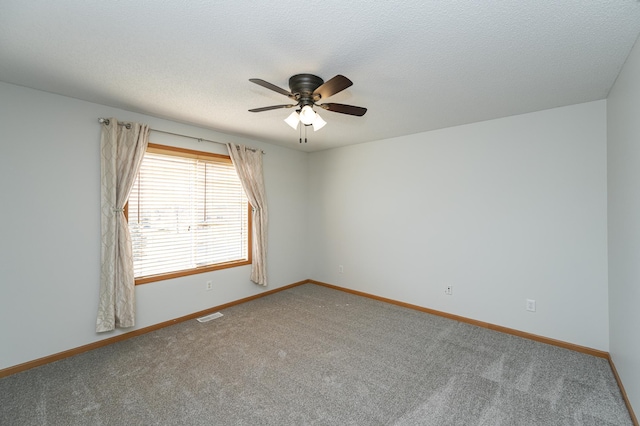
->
<box><xmin>98</xmin><ymin>118</ymin><xmax>264</xmax><ymax>153</ymax></box>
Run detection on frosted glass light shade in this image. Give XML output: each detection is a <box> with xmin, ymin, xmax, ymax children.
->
<box><xmin>312</xmin><ymin>113</ymin><xmax>327</xmax><ymax>131</ymax></box>
<box><xmin>299</xmin><ymin>105</ymin><xmax>316</xmax><ymax>125</ymax></box>
<box><xmin>284</xmin><ymin>111</ymin><xmax>300</xmax><ymax>129</ymax></box>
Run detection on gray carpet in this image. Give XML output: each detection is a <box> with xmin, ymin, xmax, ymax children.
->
<box><xmin>0</xmin><ymin>284</ymin><xmax>633</xmax><ymax>425</ymax></box>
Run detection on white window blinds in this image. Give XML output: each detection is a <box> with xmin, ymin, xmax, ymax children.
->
<box><xmin>127</xmin><ymin>146</ymin><xmax>249</xmax><ymax>279</ymax></box>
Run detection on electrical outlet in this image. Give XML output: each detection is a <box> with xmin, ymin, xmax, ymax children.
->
<box><xmin>206</xmin><ymin>281</ymin><xmax>213</xmax><ymax>291</ymax></box>
<box><xmin>445</xmin><ymin>285</ymin><xmax>453</xmax><ymax>295</ymax></box>
<box><xmin>526</xmin><ymin>299</ymin><xmax>536</xmax><ymax>312</ymax></box>
<box><xmin>338</xmin><ymin>265</ymin><xmax>344</xmax><ymax>274</ymax></box>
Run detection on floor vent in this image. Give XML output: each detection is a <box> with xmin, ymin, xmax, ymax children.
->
<box><xmin>197</xmin><ymin>312</ymin><xmax>224</xmax><ymax>323</ymax></box>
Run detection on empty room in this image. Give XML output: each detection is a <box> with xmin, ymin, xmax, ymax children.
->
<box><xmin>1</xmin><ymin>1</ymin><xmax>639</xmax><ymax>425</ymax></box>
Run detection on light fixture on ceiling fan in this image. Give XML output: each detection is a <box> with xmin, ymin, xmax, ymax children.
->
<box><xmin>284</xmin><ymin>105</ymin><xmax>327</xmax><ymax>131</ymax></box>
<box><xmin>248</xmin><ymin>73</ymin><xmax>366</xmax><ymax>137</ymax></box>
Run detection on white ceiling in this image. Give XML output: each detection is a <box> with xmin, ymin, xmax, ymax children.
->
<box><xmin>1</xmin><ymin>1</ymin><xmax>640</xmax><ymax>152</ymax></box>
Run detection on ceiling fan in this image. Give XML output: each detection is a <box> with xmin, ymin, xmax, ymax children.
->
<box><xmin>248</xmin><ymin>74</ymin><xmax>367</xmax><ymax>132</ymax></box>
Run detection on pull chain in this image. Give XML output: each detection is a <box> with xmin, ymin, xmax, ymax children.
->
<box><xmin>299</xmin><ymin>123</ymin><xmax>309</xmax><ymax>143</ymax></box>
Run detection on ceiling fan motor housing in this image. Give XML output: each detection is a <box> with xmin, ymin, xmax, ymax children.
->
<box><xmin>289</xmin><ymin>74</ymin><xmax>324</xmax><ymax>105</ymax></box>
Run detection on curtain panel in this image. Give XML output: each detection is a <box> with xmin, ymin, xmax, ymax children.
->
<box><xmin>97</xmin><ymin>118</ymin><xmax>149</xmax><ymax>332</ymax></box>
<box><xmin>227</xmin><ymin>143</ymin><xmax>268</xmax><ymax>286</ymax></box>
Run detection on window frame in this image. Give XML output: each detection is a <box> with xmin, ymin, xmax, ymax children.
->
<box><xmin>126</xmin><ymin>143</ymin><xmax>252</xmax><ymax>285</ymax></box>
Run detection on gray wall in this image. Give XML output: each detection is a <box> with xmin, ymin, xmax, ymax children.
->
<box><xmin>607</xmin><ymin>34</ymin><xmax>640</xmax><ymax>414</ymax></box>
<box><xmin>308</xmin><ymin>100</ymin><xmax>609</xmax><ymax>351</ymax></box>
<box><xmin>0</xmin><ymin>82</ymin><xmax>309</xmax><ymax>370</ymax></box>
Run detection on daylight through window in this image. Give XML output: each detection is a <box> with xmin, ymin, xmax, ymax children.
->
<box><xmin>127</xmin><ymin>144</ymin><xmax>251</xmax><ymax>284</ymax></box>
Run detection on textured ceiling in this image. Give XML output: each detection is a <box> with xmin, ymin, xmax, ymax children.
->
<box><xmin>1</xmin><ymin>1</ymin><xmax>640</xmax><ymax>152</ymax></box>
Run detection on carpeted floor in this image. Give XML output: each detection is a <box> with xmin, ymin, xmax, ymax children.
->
<box><xmin>0</xmin><ymin>283</ymin><xmax>633</xmax><ymax>425</ymax></box>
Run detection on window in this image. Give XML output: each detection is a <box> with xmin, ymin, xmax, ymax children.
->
<box><xmin>127</xmin><ymin>143</ymin><xmax>251</xmax><ymax>284</ymax></box>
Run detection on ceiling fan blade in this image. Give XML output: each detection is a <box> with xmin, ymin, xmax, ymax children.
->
<box><xmin>249</xmin><ymin>104</ymin><xmax>295</xmax><ymax>113</ymax></box>
<box><xmin>249</xmin><ymin>79</ymin><xmax>292</xmax><ymax>97</ymax></box>
<box><xmin>313</xmin><ymin>75</ymin><xmax>353</xmax><ymax>99</ymax></box>
<box><xmin>320</xmin><ymin>103</ymin><xmax>367</xmax><ymax>116</ymax></box>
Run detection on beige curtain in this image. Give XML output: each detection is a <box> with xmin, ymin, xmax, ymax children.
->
<box><xmin>227</xmin><ymin>143</ymin><xmax>268</xmax><ymax>286</ymax></box>
<box><xmin>97</xmin><ymin>118</ymin><xmax>150</xmax><ymax>332</ymax></box>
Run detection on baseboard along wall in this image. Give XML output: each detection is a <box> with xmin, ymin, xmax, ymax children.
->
<box><xmin>1</xmin><ymin>279</ymin><xmax>636</xmax><ymax>425</ymax></box>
